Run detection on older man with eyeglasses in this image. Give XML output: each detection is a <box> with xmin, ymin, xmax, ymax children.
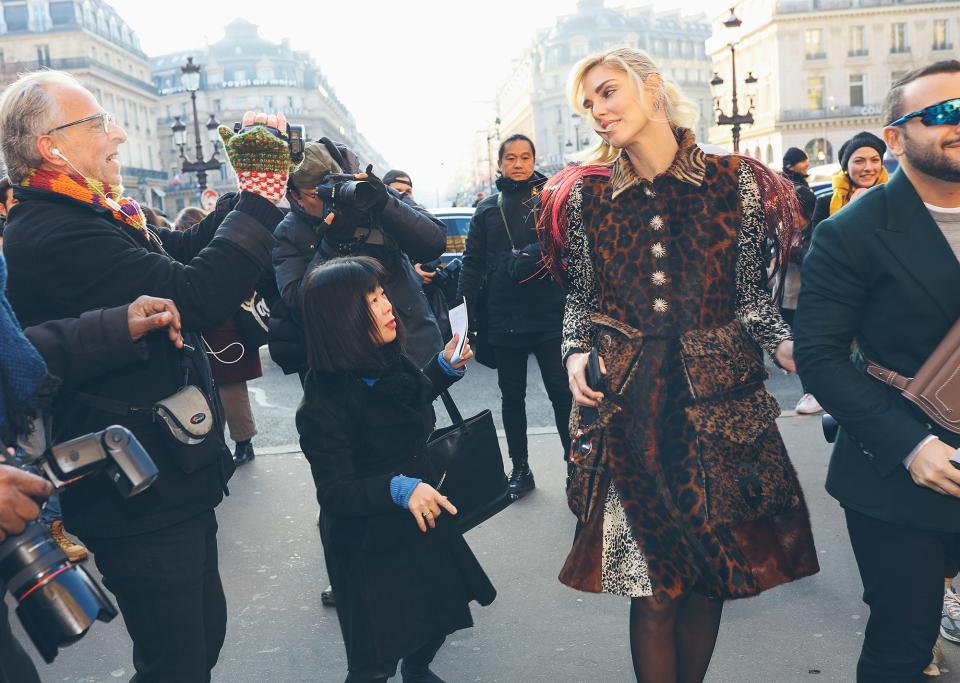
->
<box><xmin>795</xmin><ymin>59</ymin><xmax>960</xmax><ymax>682</ymax></box>
<box><xmin>0</xmin><ymin>69</ymin><xmax>294</xmax><ymax>682</ymax></box>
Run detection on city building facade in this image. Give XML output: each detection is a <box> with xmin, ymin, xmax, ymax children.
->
<box><xmin>706</xmin><ymin>0</ymin><xmax>960</xmax><ymax>168</ymax></box>
<box><xmin>491</xmin><ymin>0</ymin><xmax>713</xmax><ymax>178</ymax></box>
<box><xmin>152</xmin><ymin>18</ymin><xmax>390</xmax><ymax>215</ymax></box>
<box><xmin>0</xmin><ymin>0</ymin><xmax>165</xmax><ymax>205</ymax></box>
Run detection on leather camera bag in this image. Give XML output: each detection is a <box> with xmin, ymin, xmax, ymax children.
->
<box><xmin>864</xmin><ymin>317</ymin><xmax>960</xmax><ymax>434</ymax></box>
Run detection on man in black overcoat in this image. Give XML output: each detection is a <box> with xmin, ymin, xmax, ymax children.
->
<box><xmin>794</xmin><ymin>60</ymin><xmax>960</xmax><ymax>682</ymax></box>
<box><xmin>0</xmin><ymin>70</ymin><xmax>289</xmax><ymax>682</ymax></box>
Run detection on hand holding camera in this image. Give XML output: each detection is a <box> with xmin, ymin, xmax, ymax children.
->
<box><xmin>316</xmin><ymin>164</ymin><xmax>389</xmax><ymax>226</ymax></box>
<box><xmin>0</xmin><ymin>459</ymin><xmax>53</xmax><ymax>541</ymax></box>
<box><xmin>220</xmin><ymin>111</ymin><xmax>304</xmax><ymax>204</ymax></box>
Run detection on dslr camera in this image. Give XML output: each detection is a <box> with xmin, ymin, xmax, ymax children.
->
<box><xmin>1</xmin><ymin>425</ymin><xmax>158</xmax><ymax>663</ymax></box>
<box><xmin>232</xmin><ymin>121</ymin><xmax>306</xmax><ymax>164</ymax></box>
<box><xmin>315</xmin><ymin>172</ymin><xmax>379</xmax><ymax>215</ymax></box>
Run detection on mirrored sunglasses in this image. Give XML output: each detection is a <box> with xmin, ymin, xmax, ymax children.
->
<box><xmin>888</xmin><ymin>98</ymin><xmax>960</xmax><ymax>127</ymax></box>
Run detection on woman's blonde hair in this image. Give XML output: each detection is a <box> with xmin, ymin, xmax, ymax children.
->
<box><xmin>567</xmin><ymin>47</ymin><xmax>699</xmax><ymax>165</ymax></box>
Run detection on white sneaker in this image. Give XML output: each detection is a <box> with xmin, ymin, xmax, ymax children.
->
<box><xmin>795</xmin><ymin>393</ymin><xmax>823</xmax><ymax>415</ymax></box>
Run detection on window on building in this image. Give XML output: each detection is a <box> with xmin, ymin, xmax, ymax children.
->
<box><xmin>50</xmin><ymin>1</ymin><xmax>78</xmax><ymax>26</ymax></box>
<box><xmin>148</xmin><ymin>145</ymin><xmax>154</xmax><ymax>169</ymax></box>
<box><xmin>849</xmin><ymin>73</ymin><xmax>865</xmax><ymax>107</ymax></box>
<box><xmin>766</xmin><ymin>144</ymin><xmax>774</xmax><ymax>165</ymax></box>
<box><xmin>805</xmin><ymin>29</ymin><xmax>825</xmax><ymax>59</ymax></box>
<box><xmin>933</xmin><ymin>19</ymin><xmax>951</xmax><ymax>50</ymax></box>
<box><xmin>806</xmin><ymin>76</ymin><xmax>825</xmax><ymax>110</ymax></box>
<box><xmin>36</xmin><ymin>45</ymin><xmax>51</xmax><ymax>67</ymax></box>
<box><xmin>212</xmin><ymin>99</ymin><xmax>221</xmax><ymax>112</ymax></box>
<box><xmin>848</xmin><ymin>26</ymin><xmax>867</xmax><ymax>56</ymax></box>
<box><xmin>5</xmin><ymin>6</ymin><xmax>28</xmax><ymax>32</ymax></box>
<box><xmin>891</xmin><ymin>23</ymin><xmax>909</xmax><ymax>53</ymax></box>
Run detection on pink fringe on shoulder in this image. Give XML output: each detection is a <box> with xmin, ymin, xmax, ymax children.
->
<box><xmin>537</xmin><ymin>163</ymin><xmax>612</xmax><ymax>281</ymax></box>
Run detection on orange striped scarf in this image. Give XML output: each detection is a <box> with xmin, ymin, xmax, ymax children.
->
<box><xmin>21</xmin><ymin>168</ymin><xmax>148</xmax><ymax>238</ymax></box>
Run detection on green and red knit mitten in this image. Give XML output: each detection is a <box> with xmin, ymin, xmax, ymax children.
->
<box><xmin>219</xmin><ymin>124</ymin><xmax>296</xmax><ymax>204</ymax></box>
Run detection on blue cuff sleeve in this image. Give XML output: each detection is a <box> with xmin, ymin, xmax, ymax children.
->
<box><xmin>437</xmin><ymin>351</ymin><xmax>465</xmax><ymax>378</ymax></box>
<box><xmin>389</xmin><ymin>475</ymin><xmax>422</xmax><ymax>509</ymax></box>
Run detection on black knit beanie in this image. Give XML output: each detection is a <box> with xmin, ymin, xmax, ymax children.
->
<box><xmin>782</xmin><ymin>147</ymin><xmax>807</xmax><ymax>170</ymax></box>
<box><xmin>838</xmin><ymin>132</ymin><xmax>886</xmax><ymax>171</ymax></box>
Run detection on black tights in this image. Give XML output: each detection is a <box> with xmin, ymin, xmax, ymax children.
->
<box><xmin>629</xmin><ymin>593</ymin><xmax>723</xmax><ymax>683</ymax></box>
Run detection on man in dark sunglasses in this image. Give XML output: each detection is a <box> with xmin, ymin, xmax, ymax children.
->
<box><xmin>794</xmin><ymin>59</ymin><xmax>960</xmax><ymax>682</ymax></box>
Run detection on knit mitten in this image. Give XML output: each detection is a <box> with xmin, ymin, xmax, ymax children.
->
<box><xmin>219</xmin><ymin>124</ymin><xmax>294</xmax><ymax>204</ymax></box>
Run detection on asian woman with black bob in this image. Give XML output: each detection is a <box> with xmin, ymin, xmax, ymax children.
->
<box><xmin>295</xmin><ymin>255</ymin><xmax>496</xmax><ymax>683</ymax></box>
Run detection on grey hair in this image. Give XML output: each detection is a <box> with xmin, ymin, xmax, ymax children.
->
<box><xmin>0</xmin><ymin>70</ymin><xmax>80</xmax><ymax>183</ymax></box>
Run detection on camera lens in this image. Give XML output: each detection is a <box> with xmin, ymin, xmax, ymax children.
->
<box><xmin>339</xmin><ymin>180</ymin><xmax>377</xmax><ymax>211</ymax></box>
<box><xmin>0</xmin><ymin>521</ymin><xmax>117</xmax><ymax>663</ymax></box>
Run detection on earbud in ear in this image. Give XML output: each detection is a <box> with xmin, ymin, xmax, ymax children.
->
<box><xmin>51</xmin><ymin>148</ymin><xmax>64</xmax><ymax>159</ymax></box>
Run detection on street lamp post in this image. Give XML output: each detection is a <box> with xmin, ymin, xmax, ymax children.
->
<box><xmin>171</xmin><ymin>57</ymin><xmax>221</xmax><ymax>191</ymax></box>
<box><xmin>711</xmin><ymin>8</ymin><xmax>757</xmax><ymax>154</ymax></box>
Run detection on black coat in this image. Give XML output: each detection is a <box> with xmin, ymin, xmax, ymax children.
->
<box><xmin>781</xmin><ymin>169</ymin><xmax>816</xmax><ymax>223</ymax></box>
<box><xmin>795</xmin><ymin>169</ymin><xmax>960</xmax><ymax>532</ymax></box>
<box><xmin>3</xmin><ymin>188</ymin><xmax>281</xmax><ymax>539</ymax></box>
<box><xmin>271</xmin><ymin>191</ymin><xmax>446</xmax><ymax>372</ymax></box>
<box><xmin>296</xmin><ymin>352</ymin><xmax>495</xmax><ymax>670</ymax></box>
<box><xmin>457</xmin><ymin>173</ymin><xmax>565</xmax><ymax>341</ymax></box>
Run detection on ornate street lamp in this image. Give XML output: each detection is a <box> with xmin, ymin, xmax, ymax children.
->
<box><xmin>711</xmin><ymin>8</ymin><xmax>755</xmax><ymax>153</ymax></box>
<box><xmin>171</xmin><ymin>57</ymin><xmax>221</xmax><ymax>191</ymax></box>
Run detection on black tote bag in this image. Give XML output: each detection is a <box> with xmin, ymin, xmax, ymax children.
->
<box><xmin>426</xmin><ymin>390</ymin><xmax>511</xmax><ymax>532</ymax></box>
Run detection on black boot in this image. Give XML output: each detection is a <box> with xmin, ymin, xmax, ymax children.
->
<box><xmin>400</xmin><ymin>660</ymin><xmax>446</xmax><ymax>683</ymax></box>
<box><xmin>507</xmin><ymin>463</ymin><xmax>535</xmax><ymax>498</ymax></box>
<box><xmin>233</xmin><ymin>440</ymin><xmax>255</xmax><ymax>466</ymax></box>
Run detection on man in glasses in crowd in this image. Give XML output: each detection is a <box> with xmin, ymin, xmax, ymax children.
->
<box><xmin>795</xmin><ymin>60</ymin><xmax>960</xmax><ymax>682</ymax></box>
<box><xmin>0</xmin><ymin>70</ymin><xmax>291</xmax><ymax>682</ymax></box>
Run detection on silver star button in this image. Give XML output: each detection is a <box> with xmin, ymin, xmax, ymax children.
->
<box><xmin>651</xmin><ymin>271</ymin><xmax>667</xmax><ymax>286</ymax></box>
<box><xmin>644</xmin><ymin>186</ymin><xmax>656</xmax><ymax>198</ymax></box>
<box><xmin>649</xmin><ymin>215</ymin><xmax>664</xmax><ymax>231</ymax></box>
<box><xmin>651</xmin><ymin>242</ymin><xmax>666</xmax><ymax>258</ymax></box>
<box><xmin>653</xmin><ymin>298</ymin><xmax>669</xmax><ymax>313</ymax></box>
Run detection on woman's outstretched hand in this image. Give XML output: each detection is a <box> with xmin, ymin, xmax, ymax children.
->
<box><xmin>442</xmin><ymin>333</ymin><xmax>473</xmax><ymax>370</ymax></box>
<box><xmin>407</xmin><ymin>483</ymin><xmax>457</xmax><ymax>532</ymax></box>
<box><xmin>566</xmin><ymin>351</ymin><xmax>605</xmax><ymax>407</ymax></box>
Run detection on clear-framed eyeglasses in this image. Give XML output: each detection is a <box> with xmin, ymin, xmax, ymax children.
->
<box><xmin>46</xmin><ymin>112</ymin><xmax>116</xmax><ymax>135</ymax></box>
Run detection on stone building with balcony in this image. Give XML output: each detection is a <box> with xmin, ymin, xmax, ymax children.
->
<box><xmin>0</xmin><ymin>0</ymin><xmax>165</xmax><ymax>205</ymax></box>
<box><xmin>152</xmin><ymin>18</ymin><xmax>389</xmax><ymax>215</ymax></box>
<box><xmin>492</xmin><ymin>0</ymin><xmax>713</xmax><ymax>177</ymax></box>
<box><xmin>706</xmin><ymin>0</ymin><xmax>960</xmax><ymax>168</ymax></box>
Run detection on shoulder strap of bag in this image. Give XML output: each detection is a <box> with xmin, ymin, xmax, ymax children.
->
<box><xmin>439</xmin><ymin>389</ymin><xmax>464</xmax><ymax>425</ymax></box>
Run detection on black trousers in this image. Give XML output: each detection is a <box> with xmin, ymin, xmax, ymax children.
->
<box><xmin>343</xmin><ymin>635</ymin><xmax>445</xmax><ymax>682</ymax></box>
<box><xmin>845</xmin><ymin>508</ymin><xmax>960</xmax><ymax>683</ymax></box>
<box><xmin>491</xmin><ymin>338</ymin><xmax>572</xmax><ymax>465</ymax></box>
<box><xmin>0</xmin><ymin>592</ymin><xmax>41</xmax><ymax>683</ymax></box>
<box><xmin>84</xmin><ymin>510</ymin><xmax>227</xmax><ymax>683</ymax></box>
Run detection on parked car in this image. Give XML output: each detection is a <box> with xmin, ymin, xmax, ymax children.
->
<box><xmin>430</xmin><ymin>206</ymin><xmax>474</xmax><ymax>261</ymax></box>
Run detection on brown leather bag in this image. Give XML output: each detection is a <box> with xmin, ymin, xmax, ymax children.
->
<box><xmin>864</xmin><ymin>317</ymin><xmax>960</xmax><ymax>434</ymax></box>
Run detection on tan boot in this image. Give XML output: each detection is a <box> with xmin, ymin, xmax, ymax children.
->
<box><xmin>924</xmin><ymin>638</ymin><xmax>944</xmax><ymax>677</ymax></box>
<box><xmin>50</xmin><ymin>520</ymin><xmax>88</xmax><ymax>563</ymax></box>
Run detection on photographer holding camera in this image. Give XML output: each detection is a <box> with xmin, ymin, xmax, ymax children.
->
<box><xmin>272</xmin><ymin>140</ymin><xmax>446</xmax><ymax>375</ymax></box>
<box><xmin>0</xmin><ymin>69</ymin><xmax>293</xmax><ymax>682</ymax></box>
<box><xmin>1</xmin><ymin>242</ymin><xmax>184</xmax><ymax>682</ymax></box>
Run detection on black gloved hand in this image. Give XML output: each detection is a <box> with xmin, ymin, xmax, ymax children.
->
<box><xmin>363</xmin><ymin>164</ymin><xmax>389</xmax><ymax>213</ymax></box>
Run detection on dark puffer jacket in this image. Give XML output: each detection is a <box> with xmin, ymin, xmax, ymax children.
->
<box><xmin>457</xmin><ymin>172</ymin><xmax>565</xmax><ymax>342</ymax></box>
<box><xmin>271</xmin><ymin>147</ymin><xmax>447</xmax><ymax>372</ymax></box>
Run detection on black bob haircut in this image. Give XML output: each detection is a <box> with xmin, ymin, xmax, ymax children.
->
<box><xmin>498</xmin><ymin>134</ymin><xmax>536</xmax><ymax>162</ymax></box>
<box><xmin>301</xmin><ymin>256</ymin><xmax>405</xmax><ymax>373</ymax></box>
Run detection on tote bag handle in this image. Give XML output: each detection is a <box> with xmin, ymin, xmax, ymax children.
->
<box><xmin>438</xmin><ymin>390</ymin><xmax>464</xmax><ymax>425</ymax></box>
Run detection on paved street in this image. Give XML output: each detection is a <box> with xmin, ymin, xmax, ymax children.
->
<box><xmin>12</xmin><ymin>351</ymin><xmax>960</xmax><ymax>682</ymax></box>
